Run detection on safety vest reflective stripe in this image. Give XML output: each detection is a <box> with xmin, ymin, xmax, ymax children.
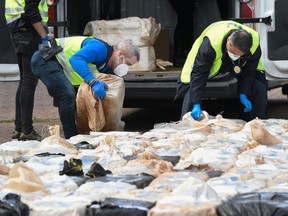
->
<box><xmin>56</xmin><ymin>38</ymin><xmax>74</xmax><ymax>84</ymax></box>
<box><xmin>55</xmin><ymin>36</ymin><xmax>99</xmax><ymax>86</ymax></box>
<box><xmin>39</xmin><ymin>0</ymin><xmax>48</xmax><ymax>23</ymax></box>
<box><xmin>5</xmin><ymin>9</ymin><xmax>22</xmax><ymax>23</ymax></box>
<box><xmin>5</xmin><ymin>0</ymin><xmax>48</xmax><ymax>24</ymax></box>
<box><xmin>181</xmin><ymin>20</ymin><xmax>264</xmax><ymax>84</ymax></box>
<box><xmin>5</xmin><ymin>0</ymin><xmax>25</xmax><ymax>21</ymax></box>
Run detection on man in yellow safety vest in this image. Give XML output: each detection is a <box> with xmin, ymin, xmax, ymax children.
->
<box><xmin>31</xmin><ymin>36</ymin><xmax>140</xmax><ymax>139</ymax></box>
<box><xmin>176</xmin><ymin>20</ymin><xmax>267</xmax><ymax>121</ymax></box>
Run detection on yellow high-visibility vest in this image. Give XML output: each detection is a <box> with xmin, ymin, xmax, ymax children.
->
<box><xmin>56</xmin><ymin>36</ymin><xmax>100</xmax><ymax>86</ymax></box>
<box><xmin>5</xmin><ymin>0</ymin><xmax>48</xmax><ymax>25</ymax></box>
<box><xmin>181</xmin><ymin>20</ymin><xmax>265</xmax><ymax>84</ymax></box>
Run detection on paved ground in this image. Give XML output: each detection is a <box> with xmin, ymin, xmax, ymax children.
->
<box><xmin>0</xmin><ymin>81</ymin><xmax>61</xmax><ymax>143</ymax></box>
<box><xmin>0</xmin><ymin>80</ymin><xmax>288</xmax><ymax>144</ymax></box>
<box><xmin>0</xmin><ymin>80</ymin><xmax>144</xmax><ymax>144</ymax></box>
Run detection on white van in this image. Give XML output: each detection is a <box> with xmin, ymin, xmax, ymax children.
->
<box><xmin>1</xmin><ymin>0</ymin><xmax>287</xmax><ymax>106</ymax></box>
<box><xmin>121</xmin><ymin>0</ymin><xmax>288</xmax><ymax>106</ymax></box>
<box><xmin>233</xmin><ymin>0</ymin><xmax>288</xmax><ymax>91</ymax></box>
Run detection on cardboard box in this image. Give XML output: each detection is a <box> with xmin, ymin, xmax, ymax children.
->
<box><xmin>154</xmin><ymin>29</ymin><xmax>170</xmax><ymax>61</ymax></box>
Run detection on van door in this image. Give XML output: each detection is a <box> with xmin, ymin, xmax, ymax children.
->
<box><xmin>259</xmin><ymin>0</ymin><xmax>288</xmax><ymax>80</ymax></box>
<box><xmin>0</xmin><ymin>1</ymin><xmax>19</xmax><ymax>81</ymax></box>
<box><xmin>237</xmin><ymin>0</ymin><xmax>288</xmax><ymax>81</ymax></box>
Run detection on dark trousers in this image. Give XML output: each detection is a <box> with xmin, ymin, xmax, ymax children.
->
<box><xmin>179</xmin><ymin>76</ymin><xmax>268</xmax><ymax>121</ymax></box>
<box><xmin>10</xmin><ymin>30</ymin><xmax>40</xmax><ymax>134</ymax></box>
<box><xmin>247</xmin><ymin>78</ymin><xmax>267</xmax><ymax>120</ymax></box>
<box><xmin>31</xmin><ymin>51</ymin><xmax>79</xmax><ymax>139</ymax></box>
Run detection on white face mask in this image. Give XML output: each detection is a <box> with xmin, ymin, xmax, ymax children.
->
<box><xmin>114</xmin><ymin>56</ymin><xmax>129</xmax><ymax>77</ymax></box>
<box><xmin>227</xmin><ymin>51</ymin><xmax>240</xmax><ymax>61</ymax></box>
<box><xmin>114</xmin><ymin>64</ymin><xmax>129</xmax><ymax>77</ymax></box>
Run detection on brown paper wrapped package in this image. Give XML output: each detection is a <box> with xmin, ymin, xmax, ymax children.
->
<box><xmin>76</xmin><ymin>74</ymin><xmax>125</xmax><ymax>134</ymax></box>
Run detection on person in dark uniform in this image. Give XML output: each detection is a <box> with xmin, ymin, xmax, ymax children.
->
<box><xmin>5</xmin><ymin>0</ymin><xmax>50</xmax><ymax>141</ymax></box>
<box><xmin>175</xmin><ymin>20</ymin><xmax>267</xmax><ymax>121</ymax></box>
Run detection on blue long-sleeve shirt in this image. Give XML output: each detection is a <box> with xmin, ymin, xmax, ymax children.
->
<box><xmin>69</xmin><ymin>38</ymin><xmax>112</xmax><ymax>83</ymax></box>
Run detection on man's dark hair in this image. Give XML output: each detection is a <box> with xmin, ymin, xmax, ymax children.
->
<box><xmin>230</xmin><ymin>29</ymin><xmax>253</xmax><ymax>54</ymax></box>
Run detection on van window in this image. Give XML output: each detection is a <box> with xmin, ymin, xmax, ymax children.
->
<box><xmin>267</xmin><ymin>0</ymin><xmax>288</xmax><ymax>60</ymax></box>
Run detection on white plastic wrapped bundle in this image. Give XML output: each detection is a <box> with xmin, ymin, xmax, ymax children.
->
<box><xmin>83</xmin><ymin>17</ymin><xmax>161</xmax><ymax>71</ymax></box>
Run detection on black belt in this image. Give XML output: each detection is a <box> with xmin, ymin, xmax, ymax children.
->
<box><xmin>18</xmin><ymin>27</ymin><xmax>28</xmax><ymax>32</ymax></box>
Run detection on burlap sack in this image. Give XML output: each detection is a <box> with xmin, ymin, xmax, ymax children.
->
<box><xmin>76</xmin><ymin>73</ymin><xmax>125</xmax><ymax>134</ymax></box>
<box><xmin>76</xmin><ymin>82</ymin><xmax>106</xmax><ymax>134</ymax></box>
<box><xmin>83</xmin><ymin>17</ymin><xmax>161</xmax><ymax>71</ymax></box>
<box><xmin>97</xmin><ymin>73</ymin><xmax>126</xmax><ymax>131</ymax></box>
<box><xmin>4</xmin><ymin>161</ymin><xmax>50</xmax><ymax>194</ymax></box>
<box><xmin>83</xmin><ymin>17</ymin><xmax>161</xmax><ymax>47</ymax></box>
<box><xmin>25</xmin><ymin>125</ymin><xmax>79</xmax><ymax>156</ymax></box>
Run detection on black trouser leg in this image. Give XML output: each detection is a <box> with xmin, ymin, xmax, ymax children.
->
<box><xmin>250</xmin><ymin>79</ymin><xmax>268</xmax><ymax>119</ymax></box>
<box><xmin>15</xmin><ymin>53</ymin><xmax>23</xmax><ymax>132</ymax></box>
<box><xmin>181</xmin><ymin>89</ymin><xmax>193</xmax><ymax>119</ymax></box>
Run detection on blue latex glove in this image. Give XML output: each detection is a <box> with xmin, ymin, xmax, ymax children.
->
<box><xmin>240</xmin><ymin>93</ymin><xmax>252</xmax><ymax>113</ymax></box>
<box><xmin>91</xmin><ymin>80</ymin><xmax>108</xmax><ymax>100</ymax></box>
<box><xmin>191</xmin><ymin>103</ymin><xmax>202</xmax><ymax>120</ymax></box>
<box><xmin>38</xmin><ymin>37</ymin><xmax>63</xmax><ymax>61</ymax></box>
<box><xmin>39</xmin><ymin>36</ymin><xmax>50</xmax><ymax>50</ymax></box>
<box><xmin>41</xmin><ymin>36</ymin><xmax>49</xmax><ymax>43</ymax></box>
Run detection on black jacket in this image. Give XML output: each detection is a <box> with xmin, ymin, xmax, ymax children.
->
<box><xmin>185</xmin><ymin>35</ymin><xmax>263</xmax><ymax>105</ymax></box>
<box><xmin>8</xmin><ymin>0</ymin><xmax>44</xmax><ymax>31</ymax></box>
<box><xmin>24</xmin><ymin>0</ymin><xmax>44</xmax><ymax>25</ymax></box>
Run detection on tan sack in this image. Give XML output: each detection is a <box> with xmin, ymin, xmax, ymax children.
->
<box><xmin>83</xmin><ymin>16</ymin><xmax>161</xmax><ymax>47</ymax></box>
<box><xmin>4</xmin><ymin>161</ymin><xmax>50</xmax><ymax>194</ymax></box>
<box><xmin>76</xmin><ymin>73</ymin><xmax>125</xmax><ymax>133</ymax></box>
<box><xmin>0</xmin><ymin>164</ymin><xmax>10</xmax><ymax>175</ymax></box>
<box><xmin>25</xmin><ymin>125</ymin><xmax>79</xmax><ymax>156</ymax></box>
<box><xmin>76</xmin><ymin>82</ymin><xmax>106</xmax><ymax>134</ymax></box>
<box><xmin>250</xmin><ymin>119</ymin><xmax>282</xmax><ymax>145</ymax></box>
<box><xmin>83</xmin><ymin>17</ymin><xmax>161</xmax><ymax>71</ymax></box>
<box><xmin>97</xmin><ymin>73</ymin><xmax>126</xmax><ymax>132</ymax></box>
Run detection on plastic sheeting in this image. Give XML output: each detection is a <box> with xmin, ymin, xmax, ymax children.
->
<box><xmin>1</xmin><ymin>116</ymin><xmax>288</xmax><ymax>215</ymax></box>
<box><xmin>217</xmin><ymin>192</ymin><xmax>288</xmax><ymax>216</ymax></box>
<box><xmin>86</xmin><ymin>198</ymin><xmax>155</xmax><ymax>216</ymax></box>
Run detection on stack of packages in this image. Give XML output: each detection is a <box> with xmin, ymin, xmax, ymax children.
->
<box><xmin>83</xmin><ymin>16</ymin><xmax>161</xmax><ymax>71</ymax></box>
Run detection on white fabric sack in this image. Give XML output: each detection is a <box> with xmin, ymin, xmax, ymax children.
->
<box><xmin>97</xmin><ymin>73</ymin><xmax>126</xmax><ymax>131</ymax></box>
<box><xmin>76</xmin><ymin>74</ymin><xmax>125</xmax><ymax>133</ymax></box>
<box><xmin>76</xmin><ymin>82</ymin><xmax>106</xmax><ymax>134</ymax></box>
<box><xmin>83</xmin><ymin>16</ymin><xmax>161</xmax><ymax>47</ymax></box>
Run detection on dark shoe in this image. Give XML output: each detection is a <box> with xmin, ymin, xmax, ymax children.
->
<box><xmin>12</xmin><ymin>131</ymin><xmax>21</xmax><ymax>140</ymax></box>
<box><xmin>86</xmin><ymin>162</ymin><xmax>112</xmax><ymax>178</ymax></box>
<box><xmin>59</xmin><ymin>158</ymin><xmax>84</xmax><ymax>176</ymax></box>
<box><xmin>19</xmin><ymin>130</ymin><xmax>42</xmax><ymax>141</ymax></box>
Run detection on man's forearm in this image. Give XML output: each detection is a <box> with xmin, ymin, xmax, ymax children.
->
<box><xmin>32</xmin><ymin>21</ymin><xmax>47</xmax><ymax>39</ymax></box>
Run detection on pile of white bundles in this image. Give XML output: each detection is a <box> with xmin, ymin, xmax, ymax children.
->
<box><xmin>0</xmin><ymin>114</ymin><xmax>288</xmax><ymax>215</ymax></box>
<box><xmin>83</xmin><ymin>16</ymin><xmax>161</xmax><ymax>71</ymax></box>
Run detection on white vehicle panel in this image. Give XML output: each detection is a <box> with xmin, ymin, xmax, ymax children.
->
<box><xmin>255</xmin><ymin>0</ymin><xmax>288</xmax><ymax>80</ymax></box>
